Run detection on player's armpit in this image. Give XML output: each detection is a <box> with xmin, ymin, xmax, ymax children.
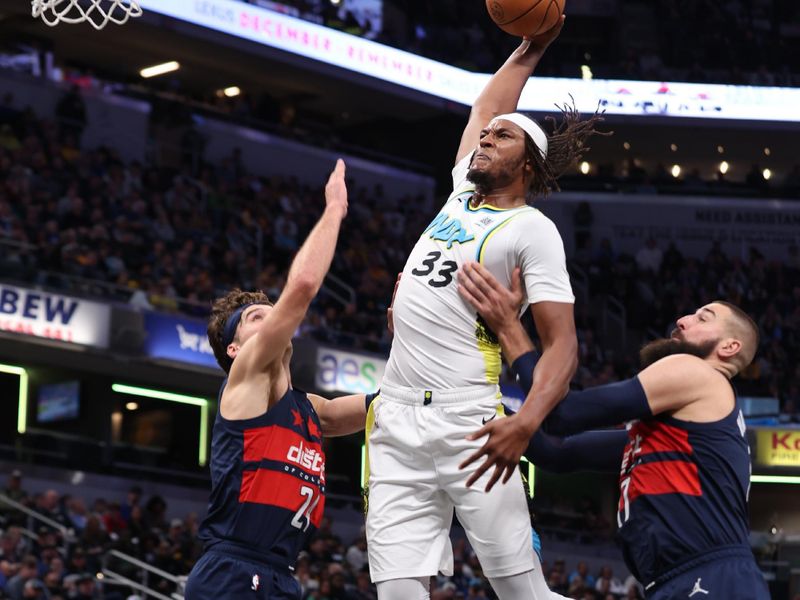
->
<box><xmin>307</xmin><ymin>393</ymin><xmax>368</xmax><ymax>438</ymax></box>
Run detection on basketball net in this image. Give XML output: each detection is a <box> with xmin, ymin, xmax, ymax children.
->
<box><xmin>32</xmin><ymin>0</ymin><xmax>142</xmax><ymax>29</ymax></box>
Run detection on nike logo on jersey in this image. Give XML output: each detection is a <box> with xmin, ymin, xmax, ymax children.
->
<box><xmin>423</xmin><ymin>213</ymin><xmax>474</xmax><ymax>248</ymax></box>
<box><xmin>688</xmin><ymin>578</ymin><xmax>709</xmax><ymax>597</ymax></box>
<box><xmin>482</xmin><ymin>413</ymin><xmax>497</xmax><ymax>425</ymax></box>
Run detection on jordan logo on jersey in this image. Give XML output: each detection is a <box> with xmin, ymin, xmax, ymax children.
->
<box><xmin>423</xmin><ymin>213</ymin><xmax>474</xmax><ymax>248</ymax></box>
<box><xmin>688</xmin><ymin>578</ymin><xmax>709</xmax><ymax>596</ymax></box>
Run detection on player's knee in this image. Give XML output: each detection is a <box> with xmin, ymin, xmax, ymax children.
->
<box><xmin>376</xmin><ymin>577</ymin><xmax>430</xmax><ymax>600</ymax></box>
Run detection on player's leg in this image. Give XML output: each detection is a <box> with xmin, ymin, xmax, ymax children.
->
<box><xmin>185</xmin><ymin>552</ymin><xmax>299</xmax><ymax>599</ymax></box>
<box><xmin>366</xmin><ymin>395</ymin><xmax>455</xmax><ymax>587</ymax></box>
<box><xmin>489</xmin><ymin>559</ymin><xmax>571</xmax><ymax>600</ymax></box>
<box><xmin>375</xmin><ymin>577</ymin><xmax>431</xmax><ymax>600</ymax></box>
<box><xmin>649</xmin><ymin>556</ymin><xmax>770</xmax><ymax>600</ymax></box>
<box><xmin>435</xmin><ymin>401</ymin><xmax>542</xmax><ymax>599</ymax></box>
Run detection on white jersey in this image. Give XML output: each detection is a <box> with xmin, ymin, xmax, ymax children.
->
<box><xmin>383</xmin><ymin>154</ymin><xmax>574</xmax><ymax>390</ymax></box>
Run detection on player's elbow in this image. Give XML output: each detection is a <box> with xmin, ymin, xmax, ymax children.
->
<box><xmin>287</xmin><ymin>275</ymin><xmax>319</xmax><ymax>304</ymax></box>
<box><xmin>470</xmin><ymin>104</ymin><xmax>500</xmax><ymax>123</ymax></box>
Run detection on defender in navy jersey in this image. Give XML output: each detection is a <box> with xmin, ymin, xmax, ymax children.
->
<box><xmin>458</xmin><ymin>262</ymin><xmax>770</xmax><ymax>600</ymax></box>
<box><xmin>185</xmin><ymin>161</ymin><xmax>371</xmax><ymax>600</ymax></box>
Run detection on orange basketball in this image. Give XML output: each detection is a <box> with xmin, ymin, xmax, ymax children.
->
<box><xmin>486</xmin><ymin>0</ymin><xmax>565</xmax><ymax>37</ymax></box>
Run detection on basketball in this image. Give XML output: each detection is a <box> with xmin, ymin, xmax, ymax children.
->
<box><xmin>486</xmin><ymin>0</ymin><xmax>565</xmax><ymax>37</ymax></box>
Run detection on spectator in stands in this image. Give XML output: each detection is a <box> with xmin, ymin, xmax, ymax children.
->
<box><xmin>5</xmin><ymin>555</ymin><xmax>42</xmax><ymax>600</ymax></box>
<box><xmin>64</xmin><ymin>497</ymin><xmax>87</xmax><ymax>533</ymax></box>
<box><xmin>595</xmin><ymin>566</ymin><xmax>625</xmax><ymax>597</ymax></box>
<box><xmin>54</xmin><ymin>86</ymin><xmax>86</xmax><ymax>142</ymax></box>
<box><xmin>71</xmin><ymin>574</ymin><xmax>97</xmax><ymax>600</ymax></box>
<box><xmin>635</xmin><ymin>237</ymin><xmax>663</xmax><ymax>274</ymax></box>
<box><xmin>0</xmin><ymin>472</ymin><xmax>26</xmax><ymax>525</ymax></box>
<box><xmin>344</xmin><ymin>536</ymin><xmax>367</xmax><ymax>572</ymax></box>
<box><xmin>119</xmin><ymin>487</ymin><xmax>141</xmax><ymax>526</ymax></box>
<box><xmin>567</xmin><ymin>561</ymin><xmax>595</xmax><ymax>589</ymax></box>
<box><xmin>78</xmin><ymin>516</ymin><xmax>107</xmax><ymax>569</ymax></box>
<box><xmin>21</xmin><ymin>578</ymin><xmax>48</xmax><ymax>600</ymax></box>
<box><xmin>142</xmin><ymin>496</ymin><xmax>167</xmax><ymax>533</ymax></box>
<box><xmin>102</xmin><ymin>504</ymin><xmax>127</xmax><ymax>537</ymax></box>
<box><xmin>352</xmin><ymin>571</ymin><xmax>376</xmax><ymax>600</ymax></box>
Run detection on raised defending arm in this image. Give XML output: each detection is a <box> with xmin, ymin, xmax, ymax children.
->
<box><xmin>229</xmin><ymin>160</ymin><xmax>349</xmax><ymax>379</ymax></box>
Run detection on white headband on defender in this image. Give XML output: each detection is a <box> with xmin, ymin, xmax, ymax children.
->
<box><xmin>489</xmin><ymin>113</ymin><xmax>548</xmax><ymax>159</ymax></box>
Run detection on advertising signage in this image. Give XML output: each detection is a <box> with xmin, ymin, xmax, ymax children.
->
<box><xmin>0</xmin><ymin>283</ymin><xmax>111</xmax><ymax>348</ymax></box>
<box><xmin>756</xmin><ymin>429</ymin><xmax>800</xmax><ymax>468</ymax></box>
<box><xmin>315</xmin><ymin>346</ymin><xmax>385</xmax><ymax>395</ymax></box>
<box><xmin>140</xmin><ymin>0</ymin><xmax>800</xmax><ymax>123</ymax></box>
<box><xmin>143</xmin><ymin>312</ymin><xmax>219</xmax><ymax>369</ymax></box>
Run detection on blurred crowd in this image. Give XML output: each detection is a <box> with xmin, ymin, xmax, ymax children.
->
<box><xmin>1</xmin><ymin>93</ymin><xmax>798</xmax><ymax>417</ymax></box>
<box><xmin>569</xmin><ymin>225</ymin><xmax>800</xmax><ymax>418</ymax></box>
<box><xmin>243</xmin><ymin>0</ymin><xmax>800</xmax><ymax>87</ymax></box>
<box><xmin>0</xmin><ymin>471</ymin><xmax>642</xmax><ymax>600</ymax></box>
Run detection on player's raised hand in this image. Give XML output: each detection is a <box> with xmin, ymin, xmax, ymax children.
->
<box><xmin>523</xmin><ymin>14</ymin><xmax>565</xmax><ymax>54</ymax></box>
<box><xmin>460</xmin><ymin>414</ymin><xmax>533</xmax><ymax>492</ymax></box>
<box><xmin>325</xmin><ymin>159</ymin><xmax>348</xmax><ymax>218</ymax></box>
<box><xmin>387</xmin><ymin>272</ymin><xmax>401</xmax><ymax>335</ymax></box>
<box><xmin>458</xmin><ymin>263</ymin><xmax>524</xmax><ymax>334</ymax></box>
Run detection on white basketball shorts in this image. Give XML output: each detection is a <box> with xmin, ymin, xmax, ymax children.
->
<box><xmin>365</xmin><ymin>381</ymin><xmax>535</xmax><ymax>583</ymax></box>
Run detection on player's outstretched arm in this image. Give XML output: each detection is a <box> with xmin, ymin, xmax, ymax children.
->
<box><xmin>457</xmin><ymin>261</ymin><xmax>716</xmax><ymax>435</ymax></box>
<box><xmin>543</xmin><ymin>355</ymin><xmax>722</xmax><ymax>436</ymax></box>
<box><xmin>457</xmin><ymin>262</ymin><xmax>577</xmax><ymax>490</ymax></box>
<box><xmin>525</xmin><ymin>430</ymin><xmax>627</xmax><ymax>474</ymax></box>
<box><xmin>459</xmin><ymin>268</ymin><xmax>625</xmax><ymax>472</ymax></box>
<box><xmin>229</xmin><ymin>160</ymin><xmax>348</xmax><ymax>380</ymax></box>
<box><xmin>455</xmin><ymin>16</ymin><xmax>565</xmax><ymax>165</ymax></box>
<box><xmin>306</xmin><ymin>392</ymin><xmax>376</xmax><ymax>438</ymax></box>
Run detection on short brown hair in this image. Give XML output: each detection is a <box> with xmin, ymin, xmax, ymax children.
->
<box><xmin>713</xmin><ymin>300</ymin><xmax>759</xmax><ymax>373</ymax></box>
<box><xmin>207</xmin><ymin>289</ymin><xmax>271</xmax><ymax>372</ymax></box>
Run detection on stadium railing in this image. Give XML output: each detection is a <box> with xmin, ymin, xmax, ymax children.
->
<box><xmin>103</xmin><ymin>549</ymin><xmax>187</xmax><ymax>600</ymax></box>
<box><xmin>0</xmin><ymin>491</ymin><xmax>75</xmax><ymax>548</ymax></box>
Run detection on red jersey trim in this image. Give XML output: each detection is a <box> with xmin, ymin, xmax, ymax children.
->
<box><xmin>626</xmin><ymin>459</ymin><xmax>702</xmax><ymax>505</ymax></box>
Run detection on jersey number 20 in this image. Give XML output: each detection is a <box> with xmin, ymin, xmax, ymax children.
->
<box><xmin>412</xmin><ymin>251</ymin><xmax>458</xmax><ymax>288</ymax></box>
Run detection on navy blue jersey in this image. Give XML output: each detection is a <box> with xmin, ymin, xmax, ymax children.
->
<box><xmin>616</xmin><ymin>394</ymin><xmax>751</xmax><ymax>586</ymax></box>
<box><xmin>198</xmin><ymin>384</ymin><xmax>326</xmax><ymax>568</ymax></box>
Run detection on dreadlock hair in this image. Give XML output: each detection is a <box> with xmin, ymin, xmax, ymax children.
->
<box><xmin>524</xmin><ymin>97</ymin><xmax>611</xmax><ymax>199</ymax></box>
<box><xmin>207</xmin><ymin>288</ymin><xmax>272</xmax><ymax>372</ymax></box>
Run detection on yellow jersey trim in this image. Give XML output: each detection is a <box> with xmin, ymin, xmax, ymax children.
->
<box><xmin>362</xmin><ymin>395</ymin><xmax>380</xmax><ymax>514</ymax></box>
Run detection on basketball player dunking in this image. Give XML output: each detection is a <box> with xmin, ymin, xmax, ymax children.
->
<box><xmin>365</xmin><ymin>17</ymin><xmax>604</xmax><ymax>600</ymax></box>
<box><xmin>458</xmin><ymin>261</ymin><xmax>771</xmax><ymax>600</ymax></box>
<box><xmin>185</xmin><ymin>161</ymin><xmax>374</xmax><ymax>600</ymax></box>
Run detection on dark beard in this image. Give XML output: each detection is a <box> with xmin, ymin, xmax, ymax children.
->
<box><xmin>639</xmin><ymin>337</ymin><xmax>717</xmax><ymax>368</ymax></box>
<box><xmin>466</xmin><ymin>167</ymin><xmax>497</xmax><ymax>193</ymax></box>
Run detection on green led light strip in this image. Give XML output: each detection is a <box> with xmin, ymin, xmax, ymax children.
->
<box><xmin>0</xmin><ymin>364</ymin><xmax>29</xmax><ymax>434</ymax></box>
<box><xmin>112</xmin><ymin>383</ymin><xmax>210</xmax><ymax>467</ymax></box>
<box><xmin>751</xmin><ymin>474</ymin><xmax>800</xmax><ymax>485</ymax></box>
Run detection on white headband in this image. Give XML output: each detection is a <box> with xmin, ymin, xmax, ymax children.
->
<box><xmin>489</xmin><ymin>113</ymin><xmax>548</xmax><ymax>159</ymax></box>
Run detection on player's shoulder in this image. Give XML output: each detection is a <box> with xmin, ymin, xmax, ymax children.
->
<box><xmin>649</xmin><ymin>354</ymin><xmax>728</xmax><ymax>389</ymax></box>
<box><xmin>505</xmin><ymin>206</ymin><xmax>563</xmax><ymax>239</ymax></box>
